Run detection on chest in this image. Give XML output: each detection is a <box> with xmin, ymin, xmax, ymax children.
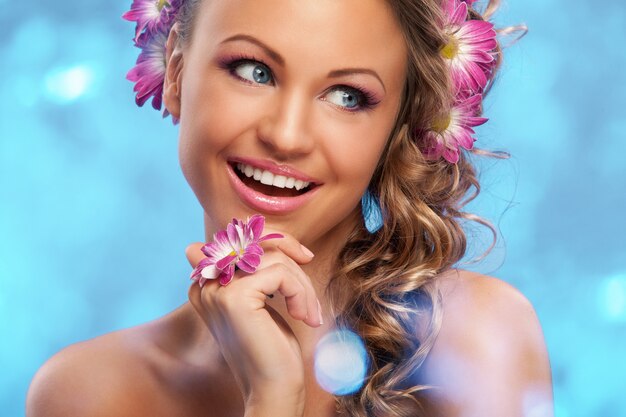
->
<box><xmin>152</xmin><ymin>360</ymin><xmax>341</xmax><ymax>417</ymax></box>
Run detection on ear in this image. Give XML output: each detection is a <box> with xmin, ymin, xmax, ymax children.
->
<box><xmin>163</xmin><ymin>23</ymin><xmax>184</xmax><ymax>121</ymax></box>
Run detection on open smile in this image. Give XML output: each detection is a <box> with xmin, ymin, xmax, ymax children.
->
<box><xmin>226</xmin><ymin>158</ymin><xmax>322</xmax><ymax>214</ymax></box>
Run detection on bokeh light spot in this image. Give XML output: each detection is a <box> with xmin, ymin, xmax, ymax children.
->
<box><xmin>43</xmin><ymin>64</ymin><xmax>95</xmax><ymax>104</ymax></box>
<box><xmin>314</xmin><ymin>329</ymin><xmax>368</xmax><ymax>395</ymax></box>
<box><xmin>598</xmin><ymin>273</ymin><xmax>626</xmax><ymax>322</ymax></box>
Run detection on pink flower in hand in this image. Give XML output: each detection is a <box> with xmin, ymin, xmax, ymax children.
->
<box><xmin>190</xmin><ymin>215</ymin><xmax>284</xmax><ymax>287</ymax></box>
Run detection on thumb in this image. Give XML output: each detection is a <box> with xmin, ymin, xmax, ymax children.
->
<box><xmin>185</xmin><ymin>242</ymin><xmax>205</xmax><ymax>268</ymax></box>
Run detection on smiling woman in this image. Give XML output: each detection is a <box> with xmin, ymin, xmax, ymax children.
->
<box><xmin>26</xmin><ymin>0</ymin><xmax>553</xmax><ymax>416</ymax></box>
<box><xmin>172</xmin><ymin>0</ymin><xmax>408</xmax><ymax>239</ymax></box>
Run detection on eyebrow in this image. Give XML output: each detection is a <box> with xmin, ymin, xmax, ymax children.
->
<box><xmin>219</xmin><ymin>34</ymin><xmax>386</xmax><ymax>92</ymax></box>
<box><xmin>327</xmin><ymin>68</ymin><xmax>386</xmax><ymax>93</ymax></box>
<box><xmin>220</xmin><ymin>34</ymin><xmax>285</xmax><ymax>66</ymax></box>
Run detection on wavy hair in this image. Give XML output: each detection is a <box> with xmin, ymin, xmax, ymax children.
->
<box><xmin>326</xmin><ymin>1</ymin><xmax>523</xmax><ymax>415</ymax></box>
<box><xmin>175</xmin><ymin>0</ymin><xmax>523</xmax><ymax>415</ymax></box>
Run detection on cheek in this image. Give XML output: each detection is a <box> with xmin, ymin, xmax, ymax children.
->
<box><xmin>178</xmin><ymin>71</ymin><xmax>265</xmax><ymax>181</ymax></box>
<box><xmin>180</xmin><ymin>78</ymin><xmax>258</xmax><ymax>152</ymax></box>
<box><xmin>319</xmin><ymin>115</ymin><xmax>393</xmax><ymax>188</ymax></box>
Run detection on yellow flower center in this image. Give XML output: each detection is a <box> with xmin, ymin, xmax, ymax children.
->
<box><xmin>156</xmin><ymin>0</ymin><xmax>170</xmax><ymax>11</ymax></box>
<box><xmin>441</xmin><ymin>38</ymin><xmax>459</xmax><ymax>60</ymax></box>
<box><xmin>431</xmin><ymin>114</ymin><xmax>452</xmax><ymax>133</ymax></box>
<box><xmin>228</xmin><ymin>249</ymin><xmax>246</xmax><ymax>259</ymax></box>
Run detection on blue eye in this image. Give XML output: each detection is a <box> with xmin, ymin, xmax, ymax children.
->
<box><xmin>232</xmin><ymin>61</ymin><xmax>273</xmax><ymax>85</ymax></box>
<box><xmin>324</xmin><ymin>86</ymin><xmax>379</xmax><ymax>112</ymax></box>
<box><xmin>326</xmin><ymin>89</ymin><xmax>360</xmax><ymax>109</ymax></box>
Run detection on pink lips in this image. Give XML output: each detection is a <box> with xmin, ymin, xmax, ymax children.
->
<box><xmin>226</xmin><ymin>159</ymin><xmax>321</xmax><ymax>215</ymax></box>
<box><xmin>229</xmin><ymin>156</ymin><xmax>321</xmax><ymax>184</ymax></box>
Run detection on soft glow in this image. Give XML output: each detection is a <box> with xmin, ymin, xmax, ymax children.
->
<box><xmin>523</xmin><ymin>384</ymin><xmax>554</xmax><ymax>417</ymax></box>
<box><xmin>43</xmin><ymin>64</ymin><xmax>95</xmax><ymax>103</ymax></box>
<box><xmin>314</xmin><ymin>329</ymin><xmax>368</xmax><ymax>395</ymax></box>
<box><xmin>598</xmin><ymin>273</ymin><xmax>626</xmax><ymax>322</ymax></box>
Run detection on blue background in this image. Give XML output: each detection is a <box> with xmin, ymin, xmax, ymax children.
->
<box><xmin>1</xmin><ymin>0</ymin><xmax>625</xmax><ymax>416</ymax></box>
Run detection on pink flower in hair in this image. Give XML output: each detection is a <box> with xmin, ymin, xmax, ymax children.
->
<box><xmin>126</xmin><ymin>22</ymin><xmax>170</xmax><ymax>111</ymax></box>
<box><xmin>441</xmin><ymin>0</ymin><xmax>497</xmax><ymax>94</ymax></box>
<box><xmin>420</xmin><ymin>94</ymin><xmax>487</xmax><ymax>164</ymax></box>
<box><xmin>190</xmin><ymin>215</ymin><xmax>284</xmax><ymax>287</ymax></box>
<box><xmin>123</xmin><ymin>0</ymin><xmax>177</xmax><ymax>42</ymax></box>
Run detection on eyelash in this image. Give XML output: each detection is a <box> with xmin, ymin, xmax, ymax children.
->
<box><xmin>218</xmin><ymin>53</ymin><xmax>380</xmax><ymax>113</ymax></box>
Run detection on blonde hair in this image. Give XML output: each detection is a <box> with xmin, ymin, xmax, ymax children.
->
<box><xmin>326</xmin><ymin>1</ymin><xmax>521</xmax><ymax>415</ymax></box>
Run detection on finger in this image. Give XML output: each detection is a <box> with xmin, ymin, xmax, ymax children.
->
<box><xmin>247</xmin><ymin>262</ymin><xmax>321</xmax><ymax>327</ymax></box>
<box><xmin>261</xmin><ymin>228</ymin><xmax>314</xmax><ymax>265</ymax></box>
<box><xmin>296</xmin><ymin>270</ymin><xmax>323</xmax><ymax>327</ymax></box>
<box><xmin>287</xmin><ymin>279</ymin><xmax>321</xmax><ymax>327</ymax></box>
<box><xmin>185</xmin><ymin>242</ymin><xmax>205</xmax><ymax>268</ymax></box>
<box><xmin>188</xmin><ymin>281</ymin><xmax>211</xmax><ymax>329</ymax></box>
<box><xmin>256</xmin><ymin>251</ymin><xmax>322</xmax><ymax>327</ymax></box>
<box><xmin>272</xmin><ymin>255</ymin><xmax>322</xmax><ymax>327</ymax></box>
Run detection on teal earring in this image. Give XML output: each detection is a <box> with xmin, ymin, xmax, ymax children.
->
<box><xmin>361</xmin><ymin>190</ymin><xmax>383</xmax><ymax>233</ymax></box>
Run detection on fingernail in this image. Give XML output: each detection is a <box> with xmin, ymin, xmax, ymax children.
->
<box><xmin>301</xmin><ymin>244</ymin><xmax>314</xmax><ymax>258</ymax></box>
<box><xmin>317</xmin><ymin>299</ymin><xmax>324</xmax><ymax>325</ymax></box>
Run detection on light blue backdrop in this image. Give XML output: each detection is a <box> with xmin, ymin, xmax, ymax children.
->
<box><xmin>1</xmin><ymin>1</ymin><xmax>625</xmax><ymax>416</ymax></box>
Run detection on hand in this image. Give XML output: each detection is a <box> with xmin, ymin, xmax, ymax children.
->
<box><xmin>186</xmin><ymin>232</ymin><xmax>322</xmax><ymax>416</ymax></box>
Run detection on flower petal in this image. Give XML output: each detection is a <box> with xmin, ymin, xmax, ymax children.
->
<box><xmin>449</xmin><ymin>0</ymin><xmax>468</xmax><ymax>27</ymax></box>
<box><xmin>245</xmin><ymin>244</ymin><xmax>264</xmax><ymax>256</ymax></box>
<box><xmin>190</xmin><ymin>257</ymin><xmax>213</xmax><ymax>279</ymax></box>
<box><xmin>258</xmin><ymin>232</ymin><xmax>284</xmax><ymax>242</ymax></box>
<box><xmin>247</xmin><ymin>214</ymin><xmax>265</xmax><ymax>240</ymax></box>
<box><xmin>201</xmin><ymin>264</ymin><xmax>220</xmax><ymax>280</ymax></box>
<box><xmin>215</xmin><ymin>254</ymin><xmax>237</xmax><ymax>270</ymax></box>
<box><xmin>240</xmin><ymin>253</ymin><xmax>261</xmax><ymax>270</ymax></box>
<box><xmin>442</xmin><ymin>147</ymin><xmax>460</xmax><ymax>164</ymax></box>
<box><xmin>237</xmin><ymin>257</ymin><xmax>258</xmax><ymax>273</ymax></box>
<box><xmin>420</xmin><ymin>93</ymin><xmax>485</xmax><ymax>163</ymax></box>
<box><xmin>218</xmin><ymin>265</ymin><xmax>236</xmax><ymax>286</ymax></box>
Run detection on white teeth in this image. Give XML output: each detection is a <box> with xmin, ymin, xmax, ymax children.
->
<box><xmin>235</xmin><ymin>163</ymin><xmax>310</xmax><ymax>191</ymax></box>
<box><xmin>260</xmin><ymin>171</ymin><xmax>274</xmax><ymax>185</ymax></box>
<box><xmin>273</xmin><ymin>175</ymin><xmax>287</xmax><ymax>188</ymax></box>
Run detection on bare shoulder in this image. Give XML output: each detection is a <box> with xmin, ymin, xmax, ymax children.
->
<box><xmin>435</xmin><ymin>269</ymin><xmax>542</xmax><ymax>338</ymax></box>
<box><xmin>26</xmin><ymin>305</ymin><xmax>236</xmax><ymax>417</ymax></box>
<box><xmin>26</xmin><ymin>327</ymin><xmax>165</xmax><ymax>417</ymax></box>
<box><xmin>417</xmin><ymin>269</ymin><xmax>554</xmax><ymax>416</ymax></box>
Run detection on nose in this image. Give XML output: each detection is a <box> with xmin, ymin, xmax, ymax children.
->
<box><xmin>256</xmin><ymin>88</ymin><xmax>315</xmax><ymax>159</ymax></box>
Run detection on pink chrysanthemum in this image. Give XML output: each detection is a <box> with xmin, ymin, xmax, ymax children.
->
<box><xmin>420</xmin><ymin>94</ymin><xmax>487</xmax><ymax>164</ymax></box>
<box><xmin>190</xmin><ymin>215</ymin><xmax>284</xmax><ymax>287</ymax></box>
<box><xmin>441</xmin><ymin>0</ymin><xmax>497</xmax><ymax>94</ymax></box>
<box><xmin>123</xmin><ymin>0</ymin><xmax>177</xmax><ymax>42</ymax></box>
<box><xmin>126</xmin><ymin>22</ymin><xmax>170</xmax><ymax>111</ymax></box>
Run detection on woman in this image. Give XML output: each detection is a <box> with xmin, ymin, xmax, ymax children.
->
<box><xmin>27</xmin><ymin>0</ymin><xmax>553</xmax><ymax>415</ymax></box>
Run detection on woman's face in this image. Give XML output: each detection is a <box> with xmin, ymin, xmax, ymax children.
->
<box><xmin>173</xmin><ymin>0</ymin><xmax>408</xmax><ymax>246</ymax></box>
